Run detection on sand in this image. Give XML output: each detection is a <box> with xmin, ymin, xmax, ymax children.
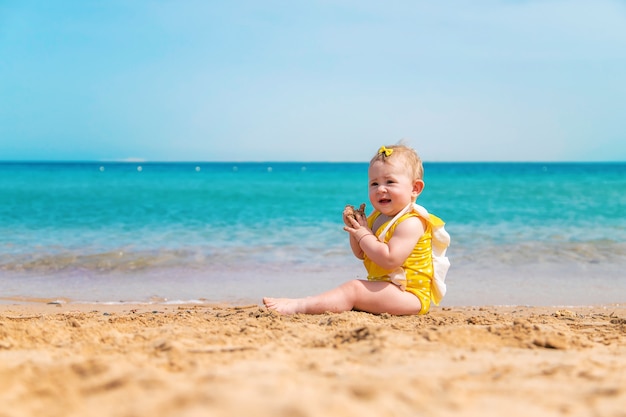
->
<box><xmin>1</xmin><ymin>302</ymin><xmax>625</xmax><ymax>417</ymax></box>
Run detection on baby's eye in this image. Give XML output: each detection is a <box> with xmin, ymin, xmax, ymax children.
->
<box><xmin>370</xmin><ymin>181</ymin><xmax>379</xmax><ymax>187</ymax></box>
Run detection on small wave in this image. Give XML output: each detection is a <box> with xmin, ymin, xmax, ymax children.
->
<box><xmin>0</xmin><ymin>249</ymin><xmax>189</xmax><ymax>273</ymax></box>
<box><xmin>452</xmin><ymin>239</ymin><xmax>626</xmax><ymax>266</ymax></box>
<box><xmin>0</xmin><ymin>244</ymin><xmax>353</xmax><ymax>274</ymax></box>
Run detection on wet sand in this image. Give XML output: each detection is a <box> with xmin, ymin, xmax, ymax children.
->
<box><xmin>1</xmin><ymin>303</ymin><xmax>625</xmax><ymax>417</ymax></box>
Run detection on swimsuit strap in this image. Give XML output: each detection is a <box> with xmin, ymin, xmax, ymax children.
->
<box><xmin>375</xmin><ymin>202</ymin><xmax>416</xmax><ymax>242</ymax></box>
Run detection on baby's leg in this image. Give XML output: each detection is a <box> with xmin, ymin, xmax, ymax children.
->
<box><xmin>263</xmin><ymin>280</ymin><xmax>421</xmax><ymax>315</ymax></box>
<box><xmin>263</xmin><ymin>281</ymin><xmax>356</xmax><ymax>315</ymax></box>
<box><xmin>262</xmin><ymin>297</ymin><xmax>308</xmax><ymax>315</ymax></box>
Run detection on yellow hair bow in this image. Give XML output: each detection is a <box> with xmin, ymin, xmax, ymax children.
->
<box><xmin>378</xmin><ymin>146</ymin><xmax>393</xmax><ymax>157</ymax></box>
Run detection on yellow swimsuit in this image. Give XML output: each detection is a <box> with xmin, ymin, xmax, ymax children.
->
<box><xmin>364</xmin><ymin>205</ymin><xmax>449</xmax><ymax>315</ymax></box>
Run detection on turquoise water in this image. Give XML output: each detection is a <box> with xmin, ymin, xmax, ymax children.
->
<box><xmin>1</xmin><ymin>162</ymin><xmax>625</xmax><ymax>306</ymax></box>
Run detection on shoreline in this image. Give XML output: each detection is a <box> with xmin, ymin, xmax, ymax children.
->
<box><xmin>2</xmin><ymin>295</ymin><xmax>625</xmax><ymax>313</ymax></box>
<box><xmin>3</xmin><ymin>259</ymin><xmax>625</xmax><ymax>308</ymax></box>
<box><xmin>1</xmin><ymin>303</ymin><xmax>625</xmax><ymax>417</ymax></box>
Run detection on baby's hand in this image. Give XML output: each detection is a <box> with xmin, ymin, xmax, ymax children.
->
<box><xmin>343</xmin><ymin>203</ymin><xmax>373</xmax><ymax>243</ymax></box>
<box><xmin>343</xmin><ymin>203</ymin><xmax>366</xmax><ymax>227</ymax></box>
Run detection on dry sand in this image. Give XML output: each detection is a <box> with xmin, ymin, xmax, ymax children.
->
<box><xmin>1</xmin><ymin>302</ymin><xmax>625</xmax><ymax>417</ymax></box>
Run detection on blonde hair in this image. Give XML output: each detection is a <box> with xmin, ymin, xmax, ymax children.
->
<box><xmin>370</xmin><ymin>143</ymin><xmax>424</xmax><ymax>181</ymax></box>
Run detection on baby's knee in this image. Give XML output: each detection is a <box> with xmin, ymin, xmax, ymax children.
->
<box><xmin>342</xmin><ymin>279</ymin><xmax>361</xmax><ymax>288</ymax></box>
<box><xmin>341</xmin><ymin>279</ymin><xmax>365</xmax><ymax>296</ymax></box>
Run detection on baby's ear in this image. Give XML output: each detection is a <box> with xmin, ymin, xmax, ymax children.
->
<box><xmin>413</xmin><ymin>179</ymin><xmax>425</xmax><ymax>197</ymax></box>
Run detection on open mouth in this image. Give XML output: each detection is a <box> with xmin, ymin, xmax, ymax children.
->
<box><xmin>379</xmin><ymin>198</ymin><xmax>391</xmax><ymax>204</ymax></box>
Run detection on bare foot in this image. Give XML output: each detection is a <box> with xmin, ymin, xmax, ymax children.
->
<box><xmin>263</xmin><ymin>297</ymin><xmax>304</xmax><ymax>315</ymax></box>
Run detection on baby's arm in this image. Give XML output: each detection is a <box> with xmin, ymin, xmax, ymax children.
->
<box><xmin>346</xmin><ymin>216</ymin><xmax>424</xmax><ymax>269</ymax></box>
<box><xmin>343</xmin><ymin>205</ymin><xmax>368</xmax><ymax>259</ymax></box>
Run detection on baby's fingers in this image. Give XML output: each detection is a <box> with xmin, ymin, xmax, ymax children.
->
<box><xmin>347</xmin><ymin>216</ymin><xmax>362</xmax><ymax>228</ymax></box>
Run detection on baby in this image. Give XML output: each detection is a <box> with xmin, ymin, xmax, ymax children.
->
<box><xmin>263</xmin><ymin>144</ymin><xmax>449</xmax><ymax>315</ymax></box>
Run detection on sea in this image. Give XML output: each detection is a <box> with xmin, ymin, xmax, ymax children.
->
<box><xmin>1</xmin><ymin>161</ymin><xmax>625</xmax><ymax>307</ymax></box>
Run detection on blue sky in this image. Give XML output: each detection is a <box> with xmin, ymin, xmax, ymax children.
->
<box><xmin>1</xmin><ymin>1</ymin><xmax>625</xmax><ymax>162</ymax></box>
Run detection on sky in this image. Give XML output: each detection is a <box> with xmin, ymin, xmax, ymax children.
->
<box><xmin>1</xmin><ymin>1</ymin><xmax>625</xmax><ymax>162</ymax></box>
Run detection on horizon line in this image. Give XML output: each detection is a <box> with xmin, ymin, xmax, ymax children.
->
<box><xmin>1</xmin><ymin>159</ymin><xmax>625</xmax><ymax>164</ymax></box>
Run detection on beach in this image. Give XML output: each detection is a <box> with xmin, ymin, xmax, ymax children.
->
<box><xmin>1</xmin><ymin>302</ymin><xmax>625</xmax><ymax>417</ymax></box>
<box><xmin>2</xmin><ymin>163</ymin><xmax>626</xmax><ymax>416</ymax></box>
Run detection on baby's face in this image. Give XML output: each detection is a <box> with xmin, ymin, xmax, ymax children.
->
<box><xmin>368</xmin><ymin>159</ymin><xmax>418</xmax><ymax>217</ymax></box>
